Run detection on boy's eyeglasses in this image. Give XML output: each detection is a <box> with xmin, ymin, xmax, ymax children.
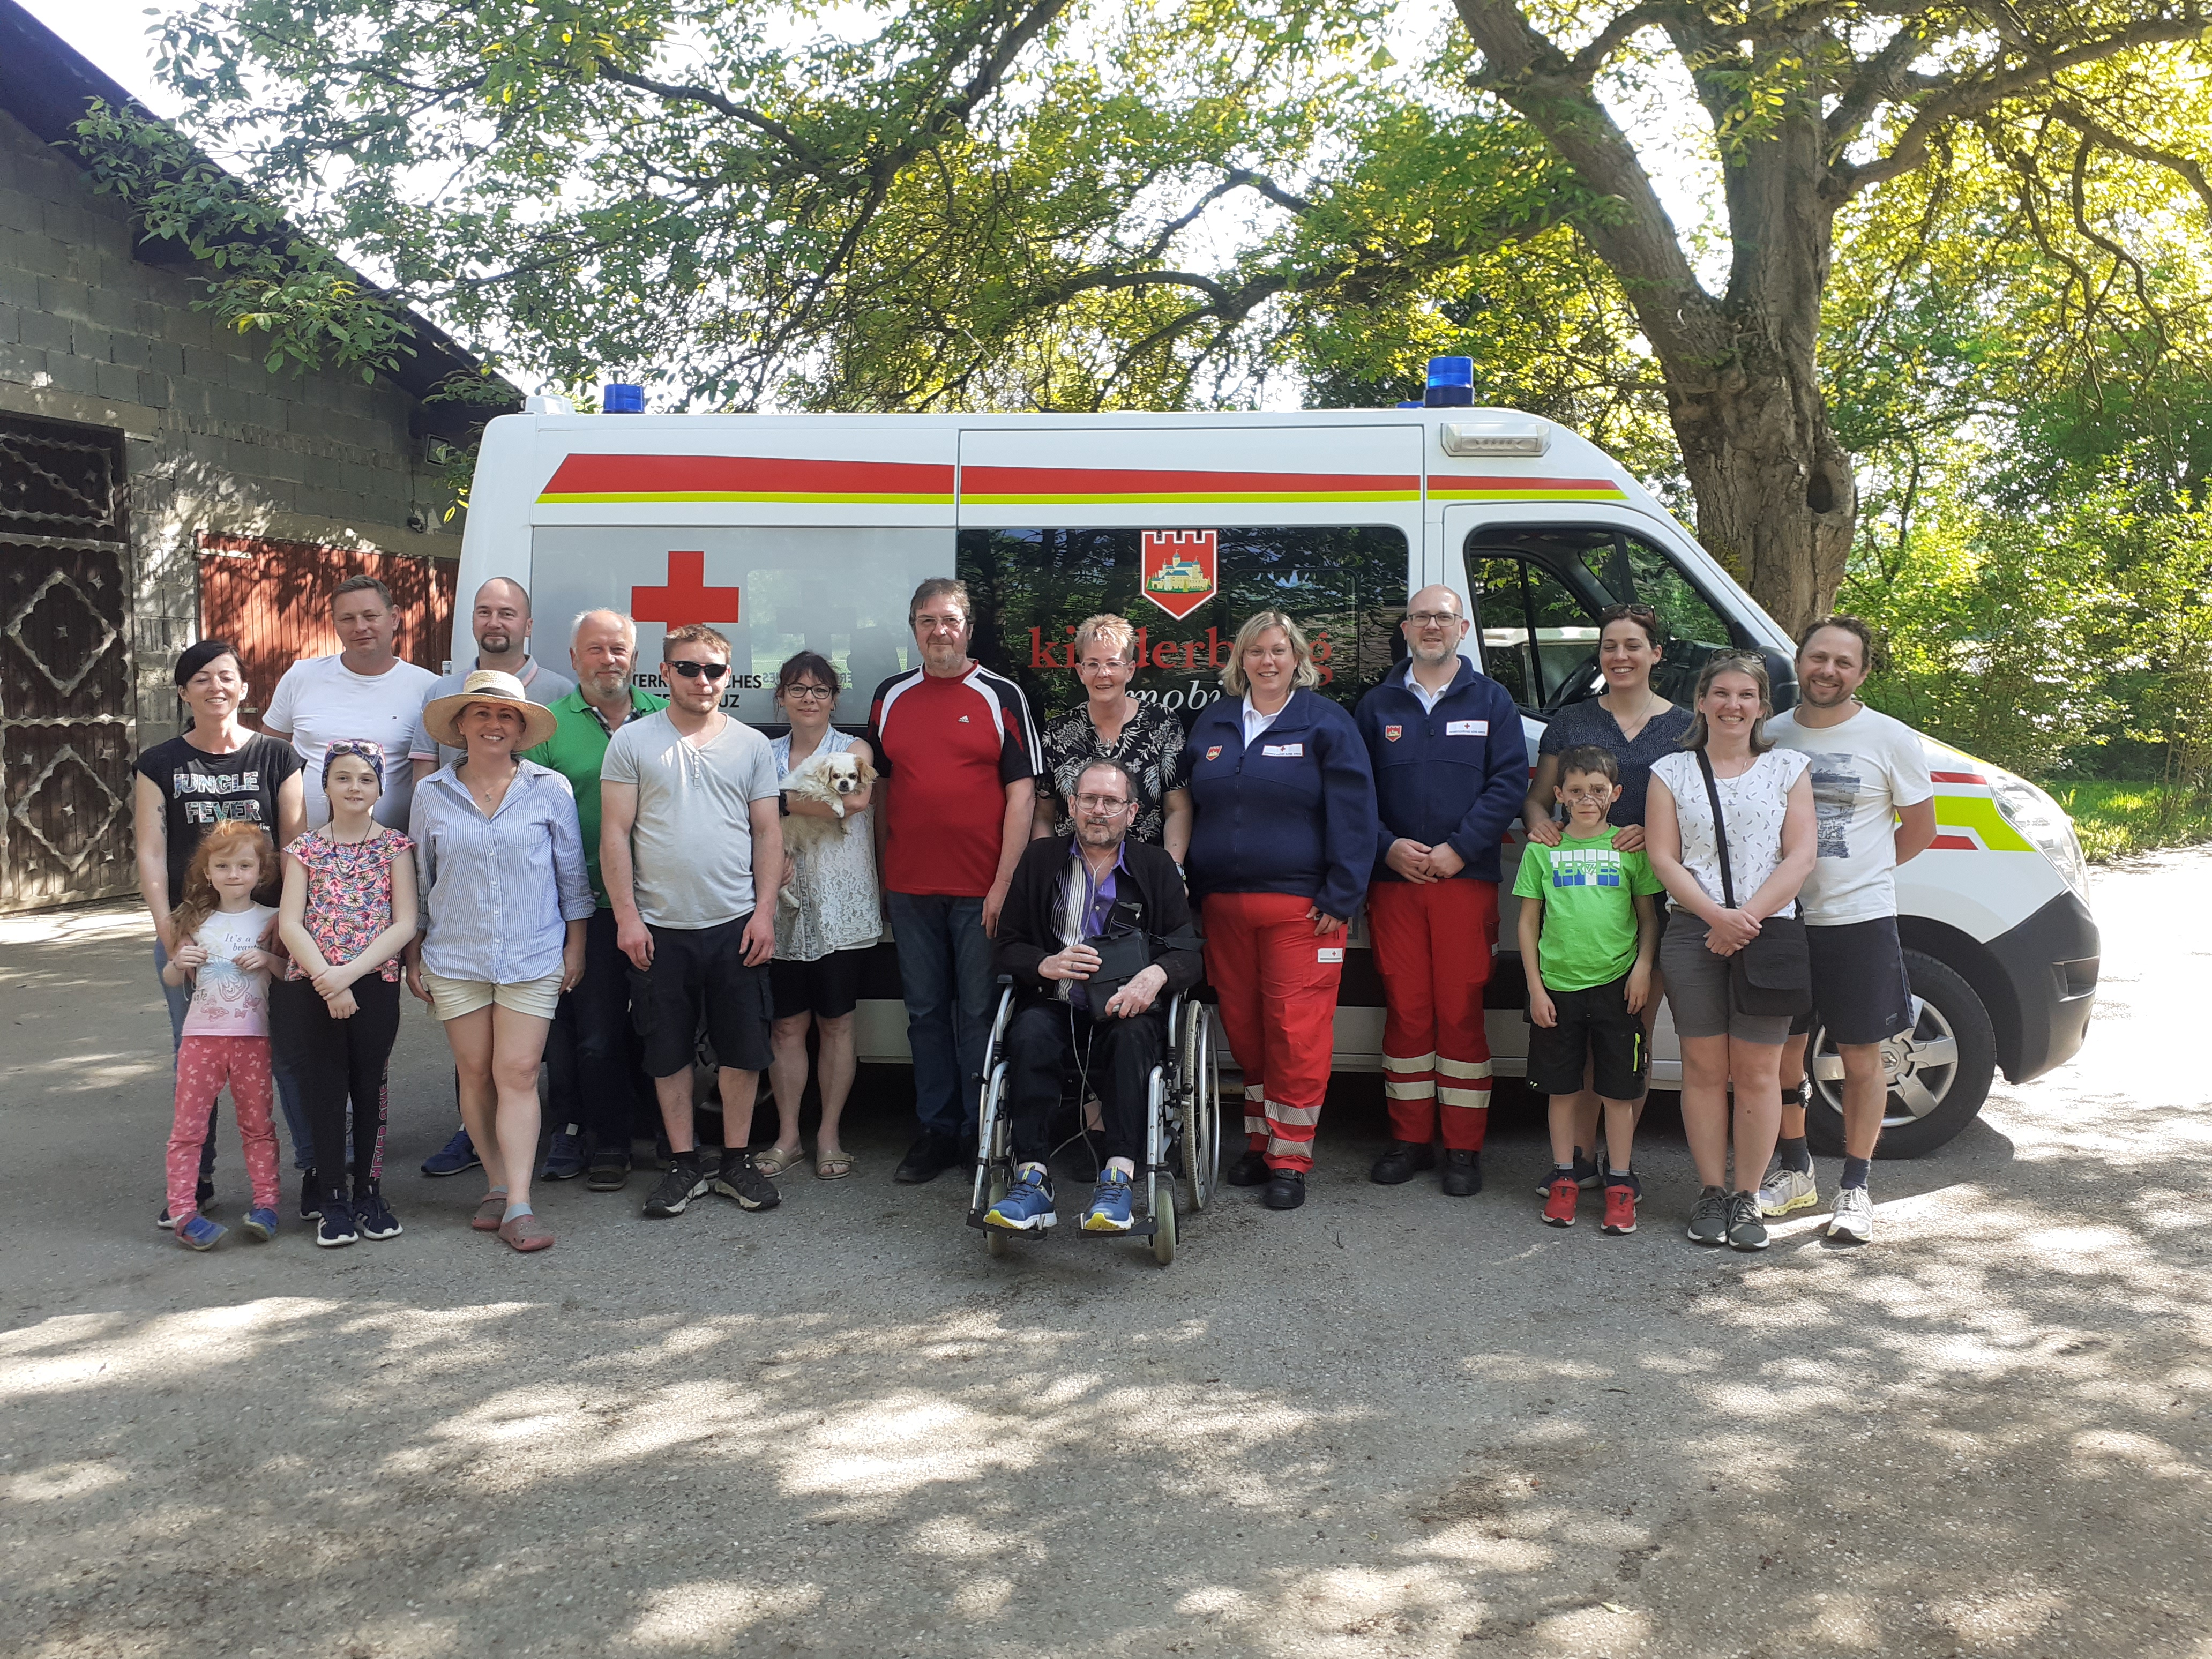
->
<box><xmin>667</xmin><ymin>660</ymin><xmax>730</xmax><ymax>681</ymax></box>
<box><xmin>1559</xmin><ymin>784</ymin><xmax>1615</xmax><ymax>801</ymax></box>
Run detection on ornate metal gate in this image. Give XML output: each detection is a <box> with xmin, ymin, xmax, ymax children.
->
<box><xmin>0</xmin><ymin>412</ymin><xmax>134</xmax><ymax>911</ymax></box>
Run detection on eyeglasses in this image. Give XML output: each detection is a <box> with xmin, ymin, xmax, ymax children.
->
<box><xmin>1074</xmin><ymin>794</ymin><xmax>1132</xmax><ymax>813</ymax></box>
<box><xmin>1560</xmin><ymin>783</ymin><xmax>1615</xmax><ymax>801</ymax></box>
<box><xmin>1404</xmin><ymin>610</ymin><xmax>1462</xmax><ymax>627</ymax></box>
<box><xmin>781</xmin><ymin>684</ymin><xmax>835</xmax><ymax>701</ymax></box>
<box><xmin>667</xmin><ymin>660</ymin><xmax>730</xmax><ymax>681</ymax></box>
<box><xmin>1598</xmin><ymin>603</ymin><xmax>1658</xmax><ymax>623</ymax></box>
<box><xmin>914</xmin><ymin>614</ymin><xmax>967</xmax><ymax>633</ymax></box>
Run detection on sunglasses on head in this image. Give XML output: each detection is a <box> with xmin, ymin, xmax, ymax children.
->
<box><xmin>667</xmin><ymin>659</ymin><xmax>730</xmax><ymax>681</ymax></box>
<box><xmin>1598</xmin><ymin>603</ymin><xmax>1657</xmax><ymax>623</ymax></box>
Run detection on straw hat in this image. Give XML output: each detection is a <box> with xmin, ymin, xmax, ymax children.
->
<box><xmin>422</xmin><ymin>669</ymin><xmax>561</xmax><ymax>751</ymax></box>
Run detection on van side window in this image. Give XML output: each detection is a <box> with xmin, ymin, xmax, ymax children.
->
<box><xmin>960</xmin><ymin>525</ymin><xmax>1410</xmax><ymax>725</ymax></box>
<box><xmin>1579</xmin><ymin>536</ymin><xmax>1737</xmax><ymax>705</ymax></box>
<box><xmin>1466</xmin><ymin>554</ymin><xmax>1601</xmax><ymax>713</ymax></box>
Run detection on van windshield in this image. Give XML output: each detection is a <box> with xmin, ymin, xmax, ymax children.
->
<box><xmin>961</xmin><ymin>525</ymin><xmax>1411</xmax><ymax>727</ymax></box>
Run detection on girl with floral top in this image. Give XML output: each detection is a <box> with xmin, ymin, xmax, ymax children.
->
<box><xmin>273</xmin><ymin>741</ymin><xmax>419</xmax><ymax>1249</ymax></box>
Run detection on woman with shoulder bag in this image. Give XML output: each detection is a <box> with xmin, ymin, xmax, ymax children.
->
<box><xmin>1645</xmin><ymin>655</ymin><xmax>1815</xmax><ymax>1253</ymax></box>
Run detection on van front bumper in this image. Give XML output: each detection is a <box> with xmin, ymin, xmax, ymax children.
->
<box><xmin>1989</xmin><ymin>889</ymin><xmax>2099</xmax><ymax>1083</ymax></box>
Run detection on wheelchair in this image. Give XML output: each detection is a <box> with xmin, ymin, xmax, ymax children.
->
<box><xmin>964</xmin><ymin>978</ymin><xmax>1222</xmax><ymax>1266</ymax></box>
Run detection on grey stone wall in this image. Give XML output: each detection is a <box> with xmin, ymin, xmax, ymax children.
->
<box><xmin>0</xmin><ymin>108</ymin><xmax>462</xmax><ymax>745</ymax></box>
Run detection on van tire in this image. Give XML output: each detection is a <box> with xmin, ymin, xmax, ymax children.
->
<box><xmin>1802</xmin><ymin>950</ymin><xmax>1997</xmax><ymax>1161</ymax></box>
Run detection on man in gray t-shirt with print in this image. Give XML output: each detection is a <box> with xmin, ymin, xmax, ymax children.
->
<box><xmin>599</xmin><ymin>623</ymin><xmax>784</xmax><ymax>1220</ymax></box>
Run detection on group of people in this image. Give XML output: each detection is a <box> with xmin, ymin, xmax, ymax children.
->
<box><xmin>136</xmin><ymin>564</ymin><xmax>1932</xmax><ymax>1257</ymax></box>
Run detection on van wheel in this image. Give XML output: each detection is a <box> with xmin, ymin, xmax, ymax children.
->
<box><xmin>1803</xmin><ymin>950</ymin><xmax>1996</xmax><ymax>1160</ymax></box>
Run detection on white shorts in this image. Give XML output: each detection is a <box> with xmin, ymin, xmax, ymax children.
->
<box><xmin>420</xmin><ymin>968</ymin><xmax>562</xmax><ymax>1022</ymax></box>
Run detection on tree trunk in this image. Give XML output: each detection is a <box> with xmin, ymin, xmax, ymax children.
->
<box><xmin>1664</xmin><ymin>328</ymin><xmax>1858</xmax><ymax>639</ymax></box>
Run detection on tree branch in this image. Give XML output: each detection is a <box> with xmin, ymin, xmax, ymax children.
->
<box><xmin>2046</xmin><ymin>100</ymin><xmax>2212</xmax><ymax>220</ymax></box>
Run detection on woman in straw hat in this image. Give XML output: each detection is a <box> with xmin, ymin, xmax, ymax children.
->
<box><xmin>406</xmin><ymin>669</ymin><xmax>594</xmax><ymax>1252</ymax></box>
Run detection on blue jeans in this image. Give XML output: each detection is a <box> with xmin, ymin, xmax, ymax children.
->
<box><xmin>887</xmin><ymin>892</ymin><xmax>995</xmax><ymax>1144</ymax></box>
<box><xmin>156</xmin><ymin>939</ymin><xmax>314</xmax><ymax>1172</ymax></box>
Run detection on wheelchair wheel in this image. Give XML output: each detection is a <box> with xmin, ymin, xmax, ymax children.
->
<box><xmin>977</xmin><ymin>1059</ymin><xmax>1014</xmax><ymax>1259</ymax></box>
<box><xmin>1150</xmin><ymin>1182</ymin><xmax>1177</xmax><ymax>1267</ymax></box>
<box><xmin>1179</xmin><ymin>1005</ymin><xmax>1221</xmax><ymax>1212</ymax></box>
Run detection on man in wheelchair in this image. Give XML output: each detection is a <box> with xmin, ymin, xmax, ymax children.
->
<box><xmin>984</xmin><ymin>758</ymin><xmax>1203</xmax><ymax>1234</ymax></box>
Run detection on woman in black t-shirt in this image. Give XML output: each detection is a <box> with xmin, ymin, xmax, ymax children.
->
<box><xmin>1033</xmin><ymin>613</ymin><xmax>1192</xmax><ymax>860</ymax></box>
<box><xmin>132</xmin><ymin>640</ymin><xmax>306</xmax><ymax>1224</ymax></box>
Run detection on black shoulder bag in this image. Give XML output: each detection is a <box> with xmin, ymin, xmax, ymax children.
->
<box><xmin>1695</xmin><ymin>750</ymin><xmax>1812</xmax><ymax>1018</ymax></box>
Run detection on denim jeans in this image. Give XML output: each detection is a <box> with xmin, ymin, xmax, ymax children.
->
<box><xmin>887</xmin><ymin>892</ymin><xmax>995</xmax><ymax>1145</ymax></box>
<box><xmin>155</xmin><ymin>939</ymin><xmax>314</xmax><ymax>1174</ymax></box>
<box><xmin>544</xmin><ymin>907</ymin><xmax>646</xmax><ymax>1160</ymax></box>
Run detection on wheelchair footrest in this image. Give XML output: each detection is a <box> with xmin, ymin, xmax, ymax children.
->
<box><xmin>1074</xmin><ymin>1220</ymin><xmax>1157</xmax><ymax>1240</ymax></box>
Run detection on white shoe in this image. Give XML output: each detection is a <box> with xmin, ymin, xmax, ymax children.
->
<box><xmin>1758</xmin><ymin>1162</ymin><xmax>1820</xmax><ymax>1217</ymax></box>
<box><xmin>1828</xmin><ymin>1185</ymin><xmax>1874</xmax><ymax>1242</ymax></box>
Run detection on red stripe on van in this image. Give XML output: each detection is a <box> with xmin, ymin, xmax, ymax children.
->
<box><xmin>1930</xmin><ymin>770</ymin><xmax>1985</xmax><ymax>785</ymax></box>
<box><xmin>539</xmin><ymin>454</ymin><xmax>956</xmax><ymax>499</ymax></box>
<box><xmin>1426</xmin><ymin>476</ymin><xmax>1626</xmax><ymax>495</ymax></box>
<box><xmin>958</xmin><ymin>465</ymin><xmax>1419</xmax><ymax>500</ymax></box>
<box><xmin>1927</xmin><ymin>834</ymin><xmax>1979</xmax><ymax>850</ymax></box>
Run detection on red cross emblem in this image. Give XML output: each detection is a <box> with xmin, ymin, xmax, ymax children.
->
<box><xmin>631</xmin><ymin>551</ymin><xmax>741</xmax><ymax>626</ymax></box>
<box><xmin>1384</xmin><ymin>724</ymin><xmax>1403</xmax><ymax>742</ymax></box>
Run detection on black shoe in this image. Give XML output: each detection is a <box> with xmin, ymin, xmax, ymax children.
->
<box><xmin>642</xmin><ymin>1154</ymin><xmax>709</xmax><ymax>1217</ymax></box>
<box><xmin>157</xmin><ymin>1179</ymin><xmax>219</xmax><ymax>1231</ymax></box>
<box><xmin>315</xmin><ymin>1200</ymin><xmax>358</xmax><ymax>1249</ymax></box>
<box><xmin>1262</xmin><ymin>1169</ymin><xmax>1307</xmax><ymax>1210</ymax></box>
<box><xmin>1369</xmin><ymin>1140</ymin><xmax>1436</xmax><ymax>1185</ymax></box>
<box><xmin>1440</xmin><ymin>1148</ymin><xmax>1483</xmax><ymax>1197</ymax></box>
<box><xmin>712</xmin><ymin>1149</ymin><xmax>781</xmax><ymax>1212</ymax></box>
<box><xmin>893</xmin><ymin>1132</ymin><xmax>965</xmax><ymax>1185</ymax></box>
<box><xmin>586</xmin><ymin>1155</ymin><xmax>630</xmax><ymax>1193</ymax></box>
<box><xmin>1533</xmin><ymin>1148</ymin><xmax>1601</xmax><ymax>1197</ymax></box>
<box><xmin>298</xmin><ymin>1169</ymin><xmax>322</xmax><ymax>1222</ymax></box>
<box><xmin>353</xmin><ymin>1180</ymin><xmax>403</xmax><ymax>1240</ymax></box>
<box><xmin>1224</xmin><ymin>1149</ymin><xmax>1271</xmax><ymax>1187</ymax></box>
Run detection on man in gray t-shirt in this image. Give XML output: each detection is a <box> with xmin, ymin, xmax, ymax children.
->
<box><xmin>598</xmin><ymin>624</ymin><xmax>785</xmax><ymax>1219</ymax></box>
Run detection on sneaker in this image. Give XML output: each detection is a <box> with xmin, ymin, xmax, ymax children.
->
<box><xmin>354</xmin><ymin>1182</ymin><xmax>403</xmax><ymax>1240</ymax></box>
<box><xmin>1828</xmin><ymin>1185</ymin><xmax>1874</xmax><ymax>1243</ymax></box>
<box><xmin>641</xmin><ymin>1155</ymin><xmax>709</xmax><ymax>1218</ymax></box>
<box><xmin>985</xmin><ymin>1167</ymin><xmax>1058</xmax><ymax>1231</ymax></box>
<box><xmin>158</xmin><ymin>1179</ymin><xmax>220</xmax><ymax>1230</ymax></box>
<box><xmin>586</xmin><ymin>1155</ymin><xmax>631</xmax><ymax>1193</ymax></box>
<box><xmin>1534</xmin><ymin>1149</ymin><xmax>1600</xmax><ymax>1197</ymax></box>
<box><xmin>421</xmin><ymin>1127</ymin><xmax>481</xmax><ymax>1177</ymax></box>
<box><xmin>1727</xmin><ymin>1191</ymin><xmax>1770</xmax><ymax>1252</ymax></box>
<box><xmin>1440</xmin><ymin>1147</ymin><xmax>1483</xmax><ymax>1197</ymax></box>
<box><xmin>242</xmin><ymin>1207</ymin><xmax>280</xmax><ymax>1242</ymax></box>
<box><xmin>540</xmin><ymin>1127</ymin><xmax>586</xmax><ymax>1182</ymax></box>
<box><xmin>1758</xmin><ymin>1162</ymin><xmax>1820</xmax><ymax>1217</ymax></box>
<box><xmin>177</xmin><ymin>1215</ymin><xmax>226</xmax><ymax>1251</ymax></box>
<box><xmin>712</xmin><ymin>1149</ymin><xmax>782</xmax><ymax>1212</ymax></box>
<box><xmin>1082</xmin><ymin>1170</ymin><xmax>1135</xmax><ymax>1232</ymax></box>
<box><xmin>298</xmin><ymin>1169</ymin><xmax>322</xmax><ymax>1223</ymax></box>
<box><xmin>316</xmin><ymin>1201</ymin><xmax>359</xmax><ymax>1248</ymax></box>
<box><xmin>1686</xmin><ymin>1185</ymin><xmax>1730</xmax><ymax>1246</ymax></box>
<box><xmin>1601</xmin><ymin>1180</ymin><xmax>1639</xmax><ymax>1236</ymax></box>
<box><xmin>1542</xmin><ymin>1176</ymin><xmax>1578</xmax><ymax>1228</ymax></box>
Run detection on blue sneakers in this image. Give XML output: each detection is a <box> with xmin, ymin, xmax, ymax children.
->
<box><xmin>177</xmin><ymin>1215</ymin><xmax>226</xmax><ymax>1251</ymax></box>
<box><xmin>1082</xmin><ymin>1170</ymin><xmax>1135</xmax><ymax>1232</ymax></box>
<box><xmin>422</xmin><ymin>1127</ymin><xmax>481</xmax><ymax>1177</ymax></box>
<box><xmin>984</xmin><ymin>1167</ymin><xmax>1057</xmax><ymax>1231</ymax></box>
<box><xmin>242</xmin><ymin>1207</ymin><xmax>280</xmax><ymax>1242</ymax></box>
<box><xmin>354</xmin><ymin>1183</ymin><xmax>403</xmax><ymax>1240</ymax></box>
<box><xmin>540</xmin><ymin>1126</ymin><xmax>586</xmax><ymax>1181</ymax></box>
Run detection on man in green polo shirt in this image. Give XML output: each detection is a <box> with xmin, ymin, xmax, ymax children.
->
<box><xmin>525</xmin><ymin>609</ymin><xmax>668</xmax><ymax>1190</ymax></box>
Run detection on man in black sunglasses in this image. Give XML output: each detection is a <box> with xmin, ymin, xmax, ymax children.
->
<box><xmin>600</xmin><ymin>622</ymin><xmax>786</xmax><ymax>1220</ymax></box>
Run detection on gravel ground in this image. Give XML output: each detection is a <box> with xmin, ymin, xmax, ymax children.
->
<box><xmin>3</xmin><ymin>850</ymin><xmax>2207</xmax><ymax>1658</ymax></box>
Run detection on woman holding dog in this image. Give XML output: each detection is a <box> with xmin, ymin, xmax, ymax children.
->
<box><xmin>763</xmin><ymin>652</ymin><xmax>879</xmax><ymax>1180</ymax></box>
<box><xmin>1035</xmin><ymin>614</ymin><xmax>1192</xmax><ymax>861</ymax></box>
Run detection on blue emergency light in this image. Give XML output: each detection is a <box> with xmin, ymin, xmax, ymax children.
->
<box><xmin>602</xmin><ymin>383</ymin><xmax>646</xmax><ymax>414</ymax></box>
<box><xmin>1423</xmin><ymin>356</ymin><xmax>1474</xmax><ymax>408</ymax></box>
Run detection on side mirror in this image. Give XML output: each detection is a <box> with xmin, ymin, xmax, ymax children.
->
<box><xmin>1761</xmin><ymin>648</ymin><xmax>1799</xmax><ymax>714</ymax></box>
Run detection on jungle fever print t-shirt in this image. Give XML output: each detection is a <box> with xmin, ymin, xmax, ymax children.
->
<box><xmin>133</xmin><ymin>734</ymin><xmax>303</xmax><ymax>903</ymax></box>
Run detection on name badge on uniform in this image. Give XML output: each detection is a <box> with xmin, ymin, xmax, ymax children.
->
<box><xmin>1317</xmin><ymin>946</ymin><xmax>1344</xmax><ymax>963</ymax></box>
<box><xmin>1205</xmin><ymin>745</ymin><xmax>1223</xmax><ymax>761</ymax></box>
<box><xmin>1447</xmin><ymin>720</ymin><xmax>1488</xmax><ymax>736</ymax></box>
<box><xmin>1262</xmin><ymin>743</ymin><xmax>1304</xmax><ymax>757</ymax></box>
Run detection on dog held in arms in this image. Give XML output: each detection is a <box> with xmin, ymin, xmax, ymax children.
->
<box><xmin>779</xmin><ymin>749</ymin><xmax>876</xmax><ymax>909</ymax></box>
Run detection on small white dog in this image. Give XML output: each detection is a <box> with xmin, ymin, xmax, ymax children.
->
<box><xmin>779</xmin><ymin>750</ymin><xmax>875</xmax><ymax>908</ymax></box>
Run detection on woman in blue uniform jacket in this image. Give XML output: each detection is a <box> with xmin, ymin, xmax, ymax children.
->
<box><xmin>1182</xmin><ymin>610</ymin><xmax>1378</xmax><ymax>1211</ymax></box>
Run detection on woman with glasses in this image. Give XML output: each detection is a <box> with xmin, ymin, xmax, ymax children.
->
<box><xmin>760</xmin><ymin>652</ymin><xmax>879</xmax><ymax>1181</ymax></box>
<box><xmin>1035</xmin><ymin>613</ymin><xmax>1192</xmax><ymax>862</ymax></box>
<box><xmin>1520</xmin><ymin>602</ymin><xmax>1694</xmax><ymax>1185</ymax></box>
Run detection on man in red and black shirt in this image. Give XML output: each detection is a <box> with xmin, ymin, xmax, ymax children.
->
<box><xmin>869</xmin><ymin>577</ymin><xmax>1042</xmax><ymax>1184</ymax></box>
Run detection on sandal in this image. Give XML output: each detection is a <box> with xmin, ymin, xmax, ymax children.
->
<box><xmin>497</xmin><ymin>1212</ymin><xmax>555</xmax><ymax>1252</ymax></box>
<box><xmin>814</xmin><ymin>1150</ymin><xmax>854</xmax><ymax>1181</ymax></box>
<box><xmin>753</xmin><ymin>1144</ymin><xmax>805</xmax><ymax>1179</ymax></box>
<box><xmin>471</xmin><ymin>1189</ymin><xmax>509</xmax><ymax>1232</ymax></box>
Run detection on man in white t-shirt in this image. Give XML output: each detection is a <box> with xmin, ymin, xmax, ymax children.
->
<box><xmin>261</xmin><ymin>575</ymin><xmax>437</xmax><ymax>831</ymax></box>
<box><xmin>1760</xmin><ymin>615</ymin><xmax>1937</xmax><ymax>1243</ymax></box>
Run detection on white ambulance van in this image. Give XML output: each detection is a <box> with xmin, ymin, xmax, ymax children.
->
<box><xmin>457</xmin><ymin>394</ymin><xmax>2099</xmax><ymax>1155</ymax></box>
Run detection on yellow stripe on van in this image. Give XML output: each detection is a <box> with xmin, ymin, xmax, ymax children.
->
<box><xmin>1932</xmin><ymin>794</ymin><xmax>2034</xmax><ymax>853</ymax></box>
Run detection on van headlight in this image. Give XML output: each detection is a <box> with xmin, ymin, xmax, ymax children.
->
<box><xmin>1987</xmin><ymin>768</ymin><xmax>2091</xmax><ymax>906</ymax></box>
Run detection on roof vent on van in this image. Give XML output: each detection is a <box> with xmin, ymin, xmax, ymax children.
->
<box><xmin>523</xmin><ymin>394</ymin><xmax>573</xmax><ymax>415</ymax></box>
<box><xmin>1439</xmin><ymin>419</ymin><xmax>1551</xmax><ymax>458</ymax></box>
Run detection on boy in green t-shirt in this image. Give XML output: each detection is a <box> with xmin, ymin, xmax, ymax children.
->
<box><xmin>1512</xmin><ymin>745</ymin><xmax>1663</xmax><ymax>1235</ymax></box>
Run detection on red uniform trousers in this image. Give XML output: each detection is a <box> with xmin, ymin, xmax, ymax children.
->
<box><xmin>1367</xmin><ymin>878</ymin><xmax>1499</xmax><ymax>1151</ymax></box>
<box><xmin>1201</xmin><ymin>890</ymin><xmax>1346</xmax><ymax>1172</ymax></box>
